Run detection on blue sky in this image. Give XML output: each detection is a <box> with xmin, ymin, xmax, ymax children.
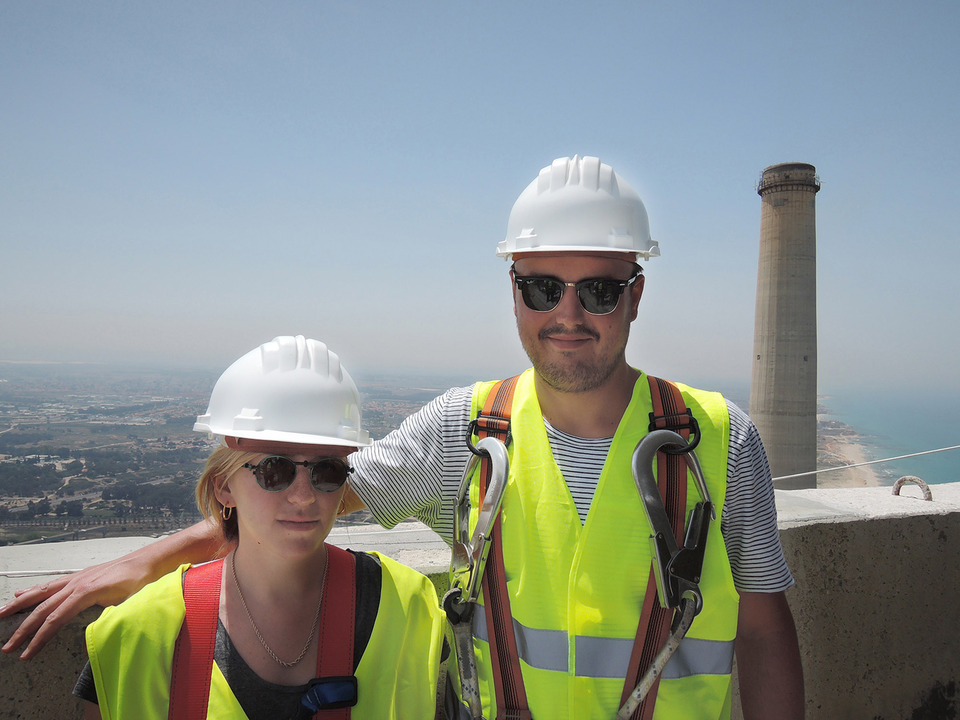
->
<box><xmin>2</xmin><ymin>1</ymin><xmax>958</xmax><ymax>393</ymax></box>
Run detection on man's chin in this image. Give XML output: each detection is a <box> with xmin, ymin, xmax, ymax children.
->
<box><xmin>535</xmin><ymin>362</ymin><xmax>612</xmax><ymax>394</ymax></box>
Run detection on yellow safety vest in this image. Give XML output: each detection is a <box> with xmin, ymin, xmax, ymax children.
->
<box><xmin>464</xmin><ymin>369</ymin><xmax>739</xmax><ymax>720</ymax></box>
<box><xmin>86</xmin><ymin>552</ymin><xmax>444</xmax><ymax>720</ymax></box>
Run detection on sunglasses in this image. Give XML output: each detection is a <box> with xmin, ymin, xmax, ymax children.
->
<box><xmin>512</xmin><ymin>267</ymin><xmax>642</xmax><ymax>315</ymax></box>
<box><xmin>242</xmin><ymin>456</ymin><xmax>352</xmax><ymax>493</ymax></box>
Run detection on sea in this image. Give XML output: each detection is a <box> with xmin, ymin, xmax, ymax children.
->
<box><xmin>819</xmin><ymin>387</ymin><xmax>960</xmax><ymax>486</ymax></box>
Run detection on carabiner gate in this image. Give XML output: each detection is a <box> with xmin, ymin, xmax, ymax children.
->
<box><xmin>450</xmin><ymin>435</ymin><xmax>510</xmax><ymax>604</ymax></box>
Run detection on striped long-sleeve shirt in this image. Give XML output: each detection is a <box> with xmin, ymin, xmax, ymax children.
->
<box><xmin>350</xmin><ymin>384</ymin><xmax>793</xmax><ymax>593</ymax></box>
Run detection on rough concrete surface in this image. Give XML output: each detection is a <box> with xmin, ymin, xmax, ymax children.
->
<box><xmin>770</xmin><ymin>484</ymin><xmax>960</xmax><ymax>720</ymax></box>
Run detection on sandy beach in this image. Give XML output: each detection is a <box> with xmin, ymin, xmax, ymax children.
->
<box><xmin>816</xmin><ymin>414</ymin><xmax>884</xmax><ymax>488</ymax></box>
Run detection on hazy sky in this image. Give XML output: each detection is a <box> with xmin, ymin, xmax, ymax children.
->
<box><xmin>3</xmin><ymin>1</ymin><xmax>958</xmax><ymax>393</ymax></box>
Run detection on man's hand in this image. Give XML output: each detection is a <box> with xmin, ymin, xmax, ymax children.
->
<box><xmin>2</xmin><ymin>556</ymin><xmax>154</xmax><ymax>659</ymax></box>
<box><xmin>1</xmin><ymin>519</ymin><xmax>227</xmax><ymax>659</ymax></box>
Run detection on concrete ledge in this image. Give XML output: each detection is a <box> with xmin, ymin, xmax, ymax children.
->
<box><xmin>776</xmin><ymin>481</ymin><xmax>960</xmax><ymax>526</ymax></box>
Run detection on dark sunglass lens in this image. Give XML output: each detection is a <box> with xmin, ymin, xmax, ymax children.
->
<box><xmin>579</xmin><ymin>279</ymin><xmax>622</xmax><ymax>314</ymax></box>
<box><xmin>257</xmin><ymin>456</ymin><xmax>296</xmax><ymax>491</ymax></box>
<box><xmin>522</xmin><ymin>278</ymin><xmax>564</xmax><ymax>312</ymax></box>
<box><xmin>310</xmin><ymin>459</ymin><xmax>348</xmax><ymax>492</ymax></box>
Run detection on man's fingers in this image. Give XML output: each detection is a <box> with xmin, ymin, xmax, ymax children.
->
<box><xmin>2</xmin><ymin>579</ymin><xmax>64</xmax><ymax>614</ymax></box>
<box><xmin>16</xmin><ymin>598</ymin><xmax>73</xmax><ymax>659</ymax></box>
<box><xmin>2</xmin><ymin>600</ymin><xmax>52</xmax><ymax>656</ymax></box>
<box><xmin>1</xmin><ymin>576</ymin><xmax>82</xmax><ymax>658</ymax></box>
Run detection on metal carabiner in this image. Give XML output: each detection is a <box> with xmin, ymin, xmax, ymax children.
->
<box><xmin>631</xmin><ymin>428</ymin><xmax>714</xmax><ymax>613</ymax></box>
<box><xmin>450</xmin><ymin>435</ymin><xmax>510</xmax><ymax>604</ymax></box>
<box><xmin>445</xmin><ymin>434</ymin><xmax>510</xmax><ymax>720</ymax></box>
<box><xmin>617</xmin><ymin>430</ymin><xmax>715</xmax><ymax>718</ymax></box>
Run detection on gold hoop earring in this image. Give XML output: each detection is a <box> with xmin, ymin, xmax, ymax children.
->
<box><xmin>221</xmin><ymin>505</ymin><xmax>233</xmax><ymax>520</ymax></box>
<box><xmin>337</xmin><ymin>498</ymin><xmax>346</xmax><ymax>516</ymax></box>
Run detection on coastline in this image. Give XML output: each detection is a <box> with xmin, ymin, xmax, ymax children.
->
<box><xmin>817</xmin><ymin>414</ymin><xmax>884</xmax><ymax>488</ymax></box>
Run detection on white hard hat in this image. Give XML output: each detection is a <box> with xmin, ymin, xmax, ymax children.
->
<box><xmin>194</xmin><ymin>335</ymin><xmax>371</xmax><ymax>450</ymax></box>
<box><xmin>497</xmin><ymin>155</ymin><xmax>660</xmax><ymax>261</ymax></box>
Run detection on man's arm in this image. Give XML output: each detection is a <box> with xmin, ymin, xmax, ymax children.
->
<box><xmin>1</xmin><ymin>519</ymin><xmax>227</xmax><ymax>660</ymax></box>
<box><xmin>735</xmin><ymin>590</ymin><xmax>804</xmax><ymax>720</ymax></box>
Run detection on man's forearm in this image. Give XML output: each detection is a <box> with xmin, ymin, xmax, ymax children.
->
<box><xmin>137</xmin><ymin>518</ymin><xmax>231</xmax><ymax>575</ymax></box>
<box><xmin>735</xmin><ymin>591</ymin><xmax>804</xmax><ymax>719</ymax></box>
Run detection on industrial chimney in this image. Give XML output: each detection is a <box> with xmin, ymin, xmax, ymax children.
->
<box><xmin>750</xmin><ymin>162</ymin><xmax>820</xmax><ymax>489</ymax></box>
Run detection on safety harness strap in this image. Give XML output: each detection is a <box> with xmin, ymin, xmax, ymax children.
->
<box><xmin>314</xmin><ymin>545</ymin><xmax>357</xmax><ymax>720</ymax></box>
<box><xmin>476</xmin><ymin>375</ymin><xmax>532</xmax><ymax>720</ymax></box>
<box><xmin>619</xmin><ymin>376</ymin><xmax>691</xmax><ymax>720</ymax></box>
<box><xmin>170</xmin><ymin>546</ymin><xmax>357</xmax><ymax>720</ymax></box>
<box><xmin>169</xmin><ymin>559</ymin><xmax>223</xmax><ymax>720</ymax></box>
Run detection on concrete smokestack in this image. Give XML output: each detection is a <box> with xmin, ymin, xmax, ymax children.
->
<box><xmin>750</xmin><ymin>162</ymin><xmax>820</xmax><ymax>489</ymax></box>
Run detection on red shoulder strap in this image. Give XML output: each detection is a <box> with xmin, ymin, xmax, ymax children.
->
<box><xmin>170</xmin><ymin>548</ymin><xmax>357</xmax><ymax>720</ymax></box>
<box><xmin>475</xmin><ymin>376</ymin><xmax>532</xmax><ymax>720</ymax></box>
<box><xmin>169</xmin><ymin>560</ymin><xmax>223</xmax><ymax>720</ymax></box>
<box><xmin>619</xmin><ymin>376</ymin><xmax>691</xmax><ymax>720</ymax></box>
<box><xmin>314</xmin><ymin>544</ymin><xmax>357</xmax><ymax>719</ymax></box>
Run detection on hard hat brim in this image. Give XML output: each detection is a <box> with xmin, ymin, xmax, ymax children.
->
<box><xmin>225</xmin><ymin>436</ymin><xmax>360</xmax><ymax>456</ymax></box>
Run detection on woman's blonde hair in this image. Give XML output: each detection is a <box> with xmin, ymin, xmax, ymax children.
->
<box><xmin>195</xmin><ymin>444</ymin><xmax>260</xmax><ymax>544</ymax></box>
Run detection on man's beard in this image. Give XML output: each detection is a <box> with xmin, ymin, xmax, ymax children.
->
<box><xmin>518</xmin><ymin>321</ymin><xmax>628</xmax><ymax>394</ymax></box>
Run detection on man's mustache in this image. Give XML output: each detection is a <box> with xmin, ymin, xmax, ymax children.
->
<box><xmin>538</xmin><ymin>325</ymin><xmax>600</xmax><ymax>342</ymax></box>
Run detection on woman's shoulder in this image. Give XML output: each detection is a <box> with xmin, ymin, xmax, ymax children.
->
<box><xmin>89</xmin><ymin>564</ymin><xmax>192</xmax><ymax>641</ymax></box>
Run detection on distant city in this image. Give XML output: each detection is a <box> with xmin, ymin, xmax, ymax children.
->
<box><xmin>0</xmin><ymin>363</ymin><xmax>456</xmax><ymax>546</ymax></box>
<box><xmin>0</xmin><ymin>363</ymin><xmax>872</xmax><ymax>547</ymax></box>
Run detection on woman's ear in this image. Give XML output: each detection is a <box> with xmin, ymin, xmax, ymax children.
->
<box><xmin>214</xmin><ymin>475</ymin><xmax>235</xmax><ymax>510</ymax></box>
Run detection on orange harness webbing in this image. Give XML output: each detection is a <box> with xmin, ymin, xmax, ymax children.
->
<box><xmin>619</xmin><ymin>376</ymin><xmax>691</xmax><ymax>720</ymax></box>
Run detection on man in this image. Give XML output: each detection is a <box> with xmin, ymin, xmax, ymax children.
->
<box><xmin>2</xmin><ymin>156</ymin><xmax>802</xmax><ymax>719</ymax></box>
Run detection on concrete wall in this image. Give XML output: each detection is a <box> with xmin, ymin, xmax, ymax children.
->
<box><xmin>738</xmin><ymin>482</ymin><xmax>960</xmax><ymax>719</ymax></box>
<box><xmin>3</xmin><ymin>486</ymin><xmax>959</xmax><ymax>719</ymax></box>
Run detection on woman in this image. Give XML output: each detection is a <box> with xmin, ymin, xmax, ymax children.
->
<box><xmin>73</xmin><ymin>336</ymin><xmax>445</xmax><ymax>719</ymax></box>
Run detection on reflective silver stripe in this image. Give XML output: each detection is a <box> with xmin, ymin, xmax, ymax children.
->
<box><xmin>474</xmin><ymin>613</ymin><xmax>733</xmax><ymax>679</ymax></box>
<box><xmin>574</xmin><ymin>635</ymin><xmax>634</xmax><ymax>678</ymax></box>
<box><xmin>473</xmin><ymin>608</ymin><xmax>568</xmax><ymax>672</ymax></box>
<box><xmin>661</xmin><ymin>637</ymin><xmax>735</xmax><ymax>679</ymax></box>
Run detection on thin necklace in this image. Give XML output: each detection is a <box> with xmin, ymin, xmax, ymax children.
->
<box><xmin>230</xmin><ymin>551</ymin><xmax>327</xmax><ymax>668</ymax></box>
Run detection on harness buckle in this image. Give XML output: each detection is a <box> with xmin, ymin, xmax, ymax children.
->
<box><xmin>467</xmin><ymin>415</ymin><xmax>512</xmax><ymax>456</ymax></box>
<box><xmin>647</xmin><ymin>409</ymin><xmax>701</xmax><ymax>453</ymax></box>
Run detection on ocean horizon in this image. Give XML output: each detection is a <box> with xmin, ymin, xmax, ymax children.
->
<box><xmin>819</xmin><ymin>387</ymin><xmax>960</xmax><ymax>486</ymax></box>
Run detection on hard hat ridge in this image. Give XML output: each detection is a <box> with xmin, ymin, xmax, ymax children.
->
<box><xmin>260</xmin><ymin>335</ymin><xmax>339</xmax><ymax>380</ymax></box>
<box><xmin>498</xmin><ymin>155</ymin><xmax>660</xmax><ymax>261</ymax></box>
<box><xmin>194</xmin><ymin>335</ymin><xmax>371</xmax><ymax>449</ymax></box>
